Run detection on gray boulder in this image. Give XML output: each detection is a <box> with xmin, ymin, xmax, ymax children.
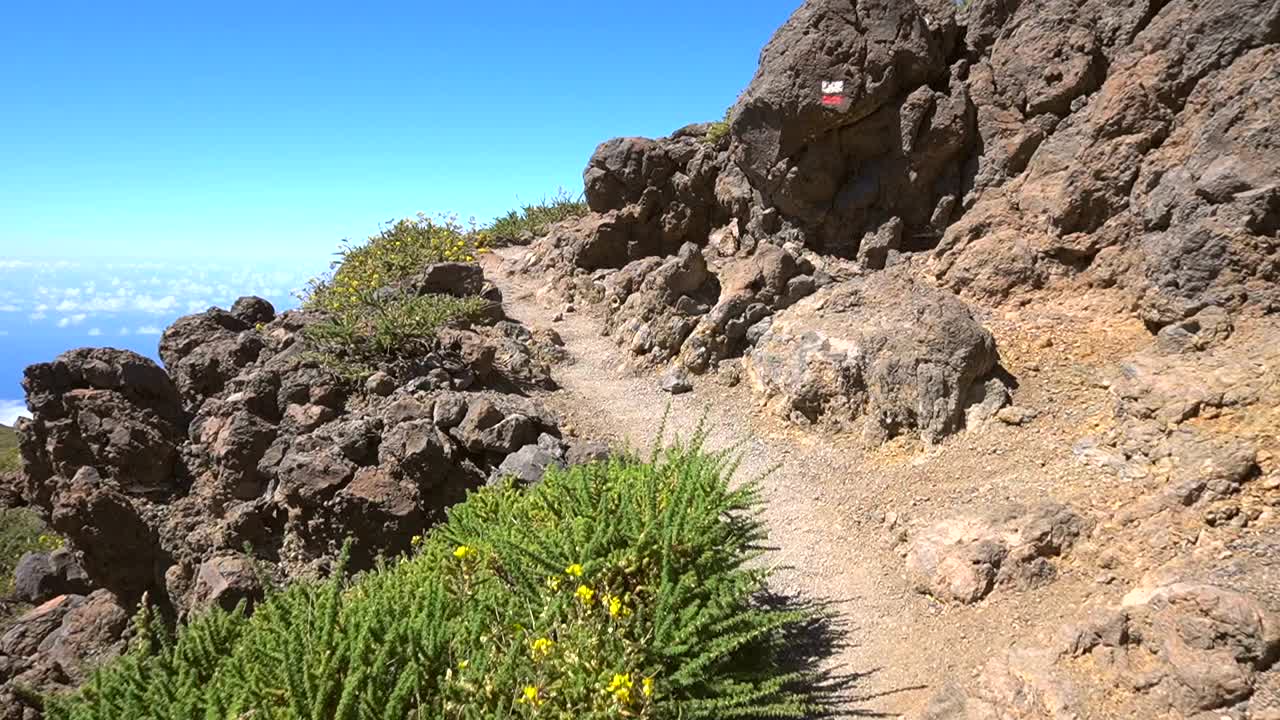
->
<box><xmin>491</xmin><ymin>444</ymin><xmax>565</xmax><ymax>486</ymax></box>
<box><xmin>12</xmin><ymin>549</ymin><xmax>91</xmax><ymax>604</ymax></box>
<box><xmin>744</xmin><ymin>273</ymin><xmax>1000</xmax><ymax>444</ymax></box>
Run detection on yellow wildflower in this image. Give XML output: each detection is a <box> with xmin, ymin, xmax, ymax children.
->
<box><xmin>453</xmin><ymin>545</ymin><xmax>475</xmax><ymax>560</ymax></box>
<box><xmin>530</xmin><ymin>637</ymin><xmax>555</xmax><ymax>659</ymax></box>
<box><xmin>545</xmin><ymin>575</ymin><xmax>562</xmax><ymax>591</ymax></box>
<box><xmin>607</xmin><ymin>673</ymin><xmax>634</xmax><ymax>704</ymax></box>
<box><xmin>575</xmin><ymin>584</ymin><xmax>595</xmax><ymax>605</ymax></box>
<box><xmin>410</xmin><ymin>534</ymin><xmax>423</xmax><ymax>547</ymax></box>
<box><xmin>565</xmin><ymin>563</ymin><xmax>584</xmax><ymax>577</ymax></box>
<box><xmin>608</xmin><ymin>595</ymin><xmax>625</xmax><ymax>618</ymax></box>
<box><xmin>642</xmin><ymin>676</ymin><xmax>654</xmax><ymax>698</ymax></box>
<box><xmin>458</xmin><ymin>660</ymin><xmax>469</xmax><ymax>669</ymax></box>
<box><xmin>518</xmin><ymin>685</ymin><xmax>542</xmax><ymax>706</ymax></box>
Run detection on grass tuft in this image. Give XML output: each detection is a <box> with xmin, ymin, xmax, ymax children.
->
<box><xmin>704</xmin><ymin>109</ymin><xmax>731</xmax><ymax>145</ymax></box>
<box><xmin>483</xmin><ymin>189</ymin><xmax>588</xmax><ymax>245</ymax></box>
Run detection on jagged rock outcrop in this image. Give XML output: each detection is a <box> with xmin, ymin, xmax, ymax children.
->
<box><xmin>12</xmin><ymin>273</ymin><xmax>580</xmax><ymax>618</ymax></box>
<box><xmin>522</xmin><ymin>0</ymin><xmax>1278</xmax><ymax>449</ymax></box>
<box><xmin>931</xmin><ymin>0</ymin><xmax>1280</xmax><ymax>327</ymax></box>
<box><xmin>730</xmin><ymin>0</ymin><xmax>970</xmax><ymax>257</ymax></box>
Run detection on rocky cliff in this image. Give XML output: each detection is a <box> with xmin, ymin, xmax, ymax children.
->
<box><xmin>526</xmin><ymin>0</ymin><xmax>1279</xmax><ymax>443</ymax></box>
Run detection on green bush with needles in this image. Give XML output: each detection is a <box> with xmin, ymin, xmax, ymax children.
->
<box><xmin>45</xmin><ymin>432</ymin><xmax>825</xmax><ymax>719</ymax></box>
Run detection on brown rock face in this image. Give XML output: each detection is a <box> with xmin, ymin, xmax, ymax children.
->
<box><xmin>932</xmin><ymin>0</ymin><xmax>1280</xmax><ymax>325</ymax></box>
<box><xmin>905</xmin><ymin>502</ymin><xmax>1089</xmax><ymax>603</ymax></box>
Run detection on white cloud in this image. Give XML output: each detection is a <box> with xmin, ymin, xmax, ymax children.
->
<box><xmin>29</xmin><ymin>312</ymin><xmax>47</xmax><ymax>321</ymax></box>
<box><xmin>57</xmin><ymin>313</ymin><xmax>88</xmax><ymax>328</ymax></box>
<box><xmin>0</xmin><ymin>399</ymin><xmax>30</xmax><ymax>426</ymax></box>
<box><xmin>134</xmin><ymin>294</ymin><xmax>177</xmax><ymax>313</ymax></box>
<box><xmin>136</xmin><ymin>325</ymin><xmax>161</xmax><ymax>335</ymax></box>
<box><xmin>0</xmin><ymin>304</ymin><xmax>19</xmax><ymax>312</ymax></box>
<box><xmin>88</xmin><ymin>328</ymin><xmax>102</xmax><ymax>336</ymax></box>
<box><xmin>118</xmin><ymin>327</ymin><xmax>131</xmax><ymax>336</ymax></box>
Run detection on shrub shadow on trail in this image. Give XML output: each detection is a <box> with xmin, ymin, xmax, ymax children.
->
<box><xmin>757</xmin><ymin>590</ymin><xmax>919</xmax><ymax>718</ymax></box>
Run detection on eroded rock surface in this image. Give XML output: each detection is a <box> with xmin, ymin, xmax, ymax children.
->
<box><xmin>906</xmin><ymin>503</ymin><xmax>1088</xmax><ymax>604</ymax></box>
<box><xmin>745</xmin><ymin>272</ymin><xmax>1001</xmax><ymax>444</ymax></box>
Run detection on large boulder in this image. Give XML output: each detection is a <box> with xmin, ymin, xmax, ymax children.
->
<box><xmin>1066</xmin><ymin>582</ymin><xmax>1280</xmax><ymax>715</ymax></box>
<box><xmin>730</xmin><ymin>0</ymin><xmax>968</xmax><ymax>256</ymax></box>
<box><xmin>19</xmin><ymin>348</ymin><xmax>183</xmax><ymax>497</ymax></box>
<box><xmin>744</xmin><ymin>273</ymin><xmax>1000</xmax><ymax>443</ymax></box>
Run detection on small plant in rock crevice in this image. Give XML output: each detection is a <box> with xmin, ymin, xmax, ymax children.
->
<box><xmin>704</xmin><ymin>108</ymin><xmax>732</xmax><ymax>145</ymax></box>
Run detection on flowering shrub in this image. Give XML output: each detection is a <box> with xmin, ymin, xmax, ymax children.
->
<box><xmin>304</xmin><ymin>213</ymin><xmax>488</xmax><ymax>311</ymax></box>
<box><xmin>300</xmin><ymin>213</ymin><xmax>493</xmax><ymax>377</ymax></box>
<box><xmin>46</xmin><ymin>433</ymin><xmax>826</xmax><ymax>719</ymax></box>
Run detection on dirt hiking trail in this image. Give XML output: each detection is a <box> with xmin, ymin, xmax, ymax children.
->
<box><xmin>486</xmin><ymin>247</ymin><xmax>1155</xmax><ymax>718</ymax></box>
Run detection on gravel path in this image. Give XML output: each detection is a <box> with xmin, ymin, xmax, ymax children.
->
<box><xmin>484</xmin><ymin>248</ymin><xmax>1146</xmax><ymax>718</ymax></box>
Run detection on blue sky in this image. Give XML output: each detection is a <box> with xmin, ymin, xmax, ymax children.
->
<box><xmin>0</xmin><ymin>1</ymin><xmax>797</xmax><ymax>422</ymax></box>
<box><xmin>1</xmin><ymin>1</ymin><xmax>795</xmax><ymax>262</ymax></box>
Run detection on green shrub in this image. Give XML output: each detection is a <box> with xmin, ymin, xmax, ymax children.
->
<box><xmin>705</xmin><ymin>109</ymin><xmax>731</xmax><ymax>145</ymax></box>
<box><xmin>301</xmin><ymin>214</ymin><xmax>494</xmax><ymax>378</ymax></box>
<box><xmin>304</xmin><ymin>292</ymin><xmax>492</xmax><ymax>378</ymax></box>
<box><xmin>46</xmin><ymin>435</ymin><xmax>825</xmax><ymax>719</ymax></box>
<box><xmin>0</xmin><ymin>447</ymin><xmax>18</xmax><ymax>474</ymax></box>
<box><xmin>303</xmin><ymin>212</ymin><xmax>488</xmax><ymax>314</ymax></box>
<box><xmin>1</xmin><ymin>508</ymin><xmax>62</xmax><ymax>596</ymax></box>
<box><xmin>484</xmin><ymin>189</ymin><xmax>589</xmax><ymax>245</ymax></box>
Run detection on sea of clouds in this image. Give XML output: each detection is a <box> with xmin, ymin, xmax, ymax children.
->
<box><xmin>0</xmin><ymin>258</ymin><xmax>317</xmax><ymax>425</ymax></box>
